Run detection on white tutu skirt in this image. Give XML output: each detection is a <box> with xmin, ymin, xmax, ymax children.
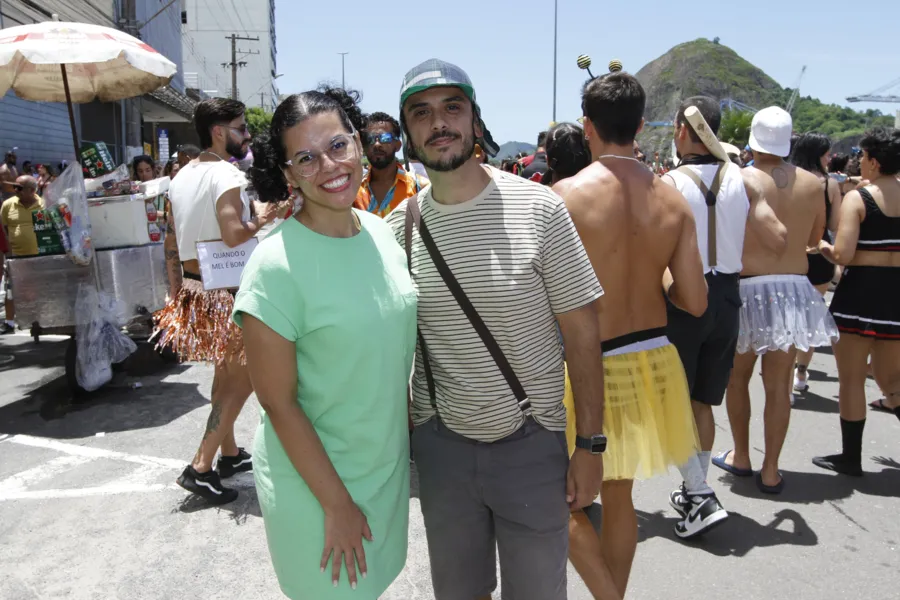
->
<box><xmin>737</xmin><ymin>274</ymin><xmax>839</xmax><ymax>354</ymax></box>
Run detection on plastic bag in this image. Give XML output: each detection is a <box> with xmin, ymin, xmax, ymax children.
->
<box><xmin>74</xmin><ymin>283</ymin><xmax>137</xmax><ymax>392</ymax></box>
<box><xmin>44</xmin><ymin>163</ymin><xmax>93</xmax><ymax>266</ymax></box>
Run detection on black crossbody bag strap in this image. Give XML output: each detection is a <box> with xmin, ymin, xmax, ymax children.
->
<box><xmin>405</xmin><ymin>197</ymin><xmax>531</xmax><ymax>415</ymax></box>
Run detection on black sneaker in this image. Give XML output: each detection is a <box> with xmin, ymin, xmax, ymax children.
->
<box><xmin>216</xmin><ymin>448</ymin><xmax>252</xmax><ymax>479</ymax></box>
<box><xmin>176</xmin><ymin>465</ymin><xmax>238</xmax><ymax>505</ymax></box>
<box><xmin>669</xmin><ymin>483</ymin><xmax>691</xmax><ymax>518</ymax></box>
<box><xmin>674</xmin><ymin>493</ymin><xmax>729</xmax><ymax>539</ymax></box>
<box><xmin>0</xmin><ymin>323</ymin><xmax>14</xmax><ymax>335</ymax></box>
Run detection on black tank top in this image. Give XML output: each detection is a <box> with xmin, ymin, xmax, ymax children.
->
<box><xmin>857</xmin><ymin>188</ymin><xmax>900</xmax><ymax>251</ymax></box>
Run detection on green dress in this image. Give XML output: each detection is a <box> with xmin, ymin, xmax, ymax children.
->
<box><xmin>232</xmin><ymin>210</ymin><xmax>417</xmax><ymax>599</ymax></box>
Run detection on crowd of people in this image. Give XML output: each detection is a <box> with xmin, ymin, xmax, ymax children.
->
<box><xmin>146</xmin><ymin>57</ymin><xmax>899</xmax><ymax>600</ymax></box>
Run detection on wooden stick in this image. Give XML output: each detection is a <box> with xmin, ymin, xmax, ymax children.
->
<box><xmin>683</xmin><ymin>106</ymin><xmax>729</xmax><ymax>163</ymax></box>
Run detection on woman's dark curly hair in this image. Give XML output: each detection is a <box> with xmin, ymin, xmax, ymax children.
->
<box><xmin>249</xmin><ymin>85</ymin><xmax>365</xmax><ymax>202</ymax></box>
<box><xmin>541</xmin><ymin>122</ymin><xmax>590</xmax><ymax>184</ymax></box>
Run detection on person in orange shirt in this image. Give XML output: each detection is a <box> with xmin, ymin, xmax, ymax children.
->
<box><xmin>354</xmin><ymin>112</ymin><xmax>427</xmax><ymax>217</ymax></box>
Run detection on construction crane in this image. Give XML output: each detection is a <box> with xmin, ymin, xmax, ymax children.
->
<box><xmin>847</xmin><ymin>76</ymin><xmax>900</xmax><ymax>128</ymax></box>
<box><xmin>786</xmin><ymin>65</ymin><xmax>807</xmax><ymax>114</ymax></box>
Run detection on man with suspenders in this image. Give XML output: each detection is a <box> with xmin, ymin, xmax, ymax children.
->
<box><xmin>663</xmin><ymin>97</ymin><xmax>787</xmax><ymax>538</ymax></box>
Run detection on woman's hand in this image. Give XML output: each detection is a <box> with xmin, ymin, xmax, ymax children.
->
<box><xmin>320</xmin><ymin>498</ymin><xmax>373</xmax><ymax>589</ymax></box>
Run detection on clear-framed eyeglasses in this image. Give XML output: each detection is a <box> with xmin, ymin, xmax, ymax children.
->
<box><xmin>285</xmin><ymin>133</ymin><xmax>358</xmax><ymax>178</ymax></box>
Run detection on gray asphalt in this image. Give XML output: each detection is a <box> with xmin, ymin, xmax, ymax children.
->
<box><xmin>0</xmin><ymin>334</ymin><xmax>897</xmax><ymax>600</ymax></box>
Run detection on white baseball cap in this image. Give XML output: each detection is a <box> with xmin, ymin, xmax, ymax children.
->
<box><xmin>749</xmin><ymin>107</ymin><xmax>793</xmax><ymax>158</ymax></box>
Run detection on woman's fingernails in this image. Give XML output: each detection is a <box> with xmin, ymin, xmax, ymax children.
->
<box><xmin>333</xmin><ymin>580</ymin><xmax>338</xmax><ymax>587</ymax></box>
<box><xmin>320</xmin><ymin>567</ymin><xmax>325</xmax><ymax>573</ymax></box>
<box><xmin>362</xmin><ymin>571</ymin><xmax>367</xmax><ymax>579</ymax></box>
<box><xmin>351</xmin><ymin>582</ymin><xmax>357</xmax><ymax>590</ymax></box>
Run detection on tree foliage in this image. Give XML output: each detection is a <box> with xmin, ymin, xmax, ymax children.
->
<box><xmin>718</xmin><ymin>109</ymin><xmax>753</xmax><ymax>148</ymax></box>
<box><xmin>245</xmin><ymin>107</ymin><xmax>273</xmax><ymax>137</ymax></box>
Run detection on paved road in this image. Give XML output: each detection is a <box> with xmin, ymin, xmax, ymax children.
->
<box><xmin>0</xmin><ymin>334</ymin><xmax>897</xmax><ymax>599</ymax></box>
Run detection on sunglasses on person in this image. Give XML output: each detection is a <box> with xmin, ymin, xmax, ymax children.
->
<box><xmin>365</xmin><ymin>132</ymin><xmax>398</xmax><ymax>146</ymax></box>
<box><xmin>285</xmin><ymin>133</ymin><xmax>357</xmax><ymax>178</ymax></box>
<box><xmin>220</xmin><ymin>123</ymin><xmax>250</xmax><ymax>136</ymax></box>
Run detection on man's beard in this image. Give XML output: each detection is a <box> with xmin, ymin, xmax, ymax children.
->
<box><xmin>413</xmin><ymin>130</ymin><xmax>476</xmax><ymax>173</ymax></box>
<box><xmin>226</xmin><ymin>137</ymin><xmax>249</xmax><ymax>160</ymax></box>
<box><xmin>369</xmin><ymin>154</ymin><xmax>394</xmax><ymax>170</ymax></box>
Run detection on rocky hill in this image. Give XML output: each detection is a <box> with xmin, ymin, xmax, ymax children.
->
<box><xmin>631</xmin><ymin>38</ymin><xmax>893</xmax><ymax>157</ymax></box>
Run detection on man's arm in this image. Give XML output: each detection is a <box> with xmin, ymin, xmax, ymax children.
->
<box><xmin>216</xmin><ymin>188</ymin><xmax>274</xmax><ymax>248</ymax></box>
<box><xmin>742</xmin><ymin>169</ymin><xmax>787</xmax><ymax>256</ymax></box>
<box><xmin>665</xmin><ymin>199</ymin><xmax>708</xmax><ymax>317</ymax></box>
<box><xmin>163</xmin><ymin>197</ymin><xmax>182</xmax><ymax>297</ymax></box>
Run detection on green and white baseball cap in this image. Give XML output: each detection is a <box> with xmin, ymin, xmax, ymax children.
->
<box><xmin>399</xmin><ymin>59</ymin><xmax>499</xmax><ymax>157</ymax></box>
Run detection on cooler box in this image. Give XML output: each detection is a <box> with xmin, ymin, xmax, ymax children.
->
<box><xmin>88</xmin><ymin>194</ymin><xmax>161</xmax><ymax>249</ymax></box>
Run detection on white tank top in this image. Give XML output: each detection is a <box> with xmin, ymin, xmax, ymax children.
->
<box><xmin>668</xmin><ymin>163</ymin><xmax>749</xmax><ymax>275</ymax></box>
<box><xmin>169</xmin><ymin>161</ymin><xmax>250</xmax><ymax>261</ymax></box>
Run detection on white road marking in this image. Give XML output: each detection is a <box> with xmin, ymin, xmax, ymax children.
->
<box><xmin>0</xmin><ymin>455</ymin><xmax>90</xmax><ymax>493</ymax></box>
<box><xmin>4</xmin><ymin>435</ymin><xmax>185</xmax><ymax>469</ymax></box>
<box><xmin>0</xmin><ymin>435</ymin><xmax>257</xmax><ymax>501</ymax></box>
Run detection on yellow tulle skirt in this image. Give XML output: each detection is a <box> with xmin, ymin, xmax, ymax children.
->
<box><xmin>564</xmin><ymin>344</ymin><xmax>699</xmax><ymax>481</ymax></box>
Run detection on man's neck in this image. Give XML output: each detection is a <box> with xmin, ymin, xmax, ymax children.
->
<box><xmin>535</xmin><ymin>146</ymin><xmax>545</xmax><ymax>154</ymax></box>
<box><xmin>427</xmin><ymin>158</ymin><xmax>491</xmax><ymax>206</ymax></box>
<box><xmin>19</xmin><ymin>195</ymin><xmax>37</xmax><ymax>207</ymax></box>
<box><xmin>369</xmin><ymin>162</ymin><xmax>397</xmax><ymax>184</ymax></box>
<box><xmin>753</xmin><ymin>152</ymin><xmax>783</xmax><ymax>167</ymax></box>
<box><xmin>590</xmin><ymin>140</ymin><xmax>635</xmax><ymax>161</ymax></box>
<box><xmin>201</xmin><ymin>144</ymin><xmax>229</xmax><ymax>161</ymax></box>
<box><xmin>678</xmin><ymin>142</ymin><xmax>712</xmax><ymax>159</ymax></box>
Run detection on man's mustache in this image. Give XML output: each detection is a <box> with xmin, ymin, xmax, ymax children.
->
<box><xmin>426</xmin><ymin>131</ymin><xmax>459</xmax><ymax>145</ymax></box>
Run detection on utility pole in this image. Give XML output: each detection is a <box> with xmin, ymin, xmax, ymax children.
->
<box><xmin>338</xmin><ymin>52</ymin><xmax>349</xmax><ymax>88</ymax></box>
<box><xmin>224</xmin><ymin>34</ymin><xmax>259</xmax><ymax>101</ymax></box>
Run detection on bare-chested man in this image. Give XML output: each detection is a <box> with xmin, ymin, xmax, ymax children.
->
<box><xmin>0</xmin><ymin>151</ymin><xmax>19</xmax><ymax>199</ymax></box>
<box><xmin>555</xmin><ymin>72</ymin><xmax>708</xmax><ymax>600</ymax></box>
<box><xmin>717</xmin><ymin>107</ymin><xmax>839</xmax><ymax>494</ymax></box>
<box><xmin>663</xmin><ymin>97</ymin><xmax>787</xmax><ymax>539</ymax></box>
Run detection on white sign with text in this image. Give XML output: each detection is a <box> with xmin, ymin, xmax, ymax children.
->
<box><xmin>195</xmin><ymin>238</ymin><xmax>259</xmax><ymax>291</ymax></box>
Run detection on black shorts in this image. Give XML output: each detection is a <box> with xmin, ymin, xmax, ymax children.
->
<box><xmin>666</xmin><ymin>272</ymin><xmax>741</xmax><ymax>406</ymax></box>
<box><xmin>807</xmin><ymin>253</ymin><xmax>834</xmax><ymax>286</ymax></box>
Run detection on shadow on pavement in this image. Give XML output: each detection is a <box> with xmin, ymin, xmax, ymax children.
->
<box><xmin>806</xmin><ymin>367</ymin><xmax>838</xmax><ymax>383</ymax></box>
<box><xmin>0</xmin><ymin>336</ymin><xmax>68</xmax><ymax>372</ymax></box>
<box><xmin>584</xmin><ymin>504</ymin><xmax>817</xmax><ymax>557</ymax></box>
<box><xmin>0</xmin><ymin>347</ymin><xmax>203</xmax><ymax>438</ymax></box>
<box><xmin>791</xmin><ymin>390</ymin><xmax>840</xmax><ymax>414</ymax></box>
<box><xmin>174</xmin><ymin>487</ymin><xmax>263</xmax><ymax>524</ymax></box>
<box><xmin>723</xmin><ymin>466</ymin><xmax>900</xmax><ymax>505</ymax></box>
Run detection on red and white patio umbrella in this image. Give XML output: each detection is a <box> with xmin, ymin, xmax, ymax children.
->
<box><xmin>0</xmin><ymin>16</ymin><xmax>178</xmax><ymax>156</ymax></box>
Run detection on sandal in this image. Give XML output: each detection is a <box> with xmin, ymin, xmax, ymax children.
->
<box><xmin>712</xmin><ymin>450</ymin><xmax>753</xmax><ymax>477</ymax></box>
<box><xmin>869</xmin><ymin>398</ymin><xmax>894</xmax><ymax>413</ymax></box>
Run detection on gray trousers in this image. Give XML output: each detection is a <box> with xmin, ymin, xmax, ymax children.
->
<box><xmin>412</xmin><ymin>417</ymin><xmax>570</xmax><ymax>600</ymax></box>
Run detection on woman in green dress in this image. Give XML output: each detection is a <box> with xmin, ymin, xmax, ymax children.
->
<box><xmin>234</xmin><ymin>87</ymin><xmax>417</xmax><ymax>599</ymax></box>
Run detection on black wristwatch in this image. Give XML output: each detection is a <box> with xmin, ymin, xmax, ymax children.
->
<box><xmin>575</xmin><ymin>434</ymin><xmax>607</xmax><ymax>454</ymax></box>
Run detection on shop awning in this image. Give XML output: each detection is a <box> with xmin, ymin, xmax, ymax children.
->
<box><xmin>141</xmin><ymin>86</ymin><xmax>196</xmax><ymax>123</ymax></box>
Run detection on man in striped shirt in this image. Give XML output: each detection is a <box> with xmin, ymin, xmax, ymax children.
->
<box><xmin>386</xmin><ymin>59</ymin><xmax>606</xmax><ymax>600</ymax></box>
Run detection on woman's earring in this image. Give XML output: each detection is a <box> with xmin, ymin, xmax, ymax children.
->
<box><xmin>474</xmin><ymin>143</ymin><xmax>483</xmax><ymax>159</ymax></box>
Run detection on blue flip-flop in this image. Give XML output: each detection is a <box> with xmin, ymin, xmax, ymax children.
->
<box><xmin>711</xmin><ymin>450</ymin><xmax>753</xmax><ymax>477</ymax></box>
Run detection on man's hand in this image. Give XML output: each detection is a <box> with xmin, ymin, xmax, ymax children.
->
<box><xmin>566</xmin><ymin>448</ymin><xmax>604</xmax><ymax>509</ymax></box>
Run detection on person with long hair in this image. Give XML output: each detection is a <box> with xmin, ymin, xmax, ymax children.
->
<box><xmin>155</xmin><ymin>98</ymin><xmax>278</xmax><ymax>504</ymax></box>
<box><xmin>789</xmin><ymin>133</ymin><xmax>842</xmax><ymax>393</ymax></box>
<box><xmin>814</xmin><ymin>127</ymin><xmax>900</xmax><ymax>475</ymax></box>
<box><xmin>131</xmin><ymin>154</ymin><xmax>156</xmax><ymax>183</ymax></box>
<box><xmin>542</xmin><ymin>122</ymin><xmax>591</xmax><ymax>186</ymax></box>
<box><xmin>35</xmin><ymin>163</ymin><xmax>54</xmax><ymax>195</ymax></box>
<box><xmin>235</xmin><ymin>88</ymin><xmax>416</xmax><ymax>599</ymax></box>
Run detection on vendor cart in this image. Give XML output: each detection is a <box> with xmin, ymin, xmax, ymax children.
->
<box><xmin>7</xmin><ymin>191</ymin><xmax>170</xmax><ymax>393</ymax></box>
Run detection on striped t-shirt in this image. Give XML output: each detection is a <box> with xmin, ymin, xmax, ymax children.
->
<box><xmin>385</xmin><ymin>166</ymin><xmax>603</xmax><ymax>442</ymax></box>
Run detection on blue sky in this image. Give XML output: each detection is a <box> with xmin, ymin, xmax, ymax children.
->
<box><xmin>274</xmin><ymin>0</ymin><xmax>899</xmax><ymax>144</ymax></box>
